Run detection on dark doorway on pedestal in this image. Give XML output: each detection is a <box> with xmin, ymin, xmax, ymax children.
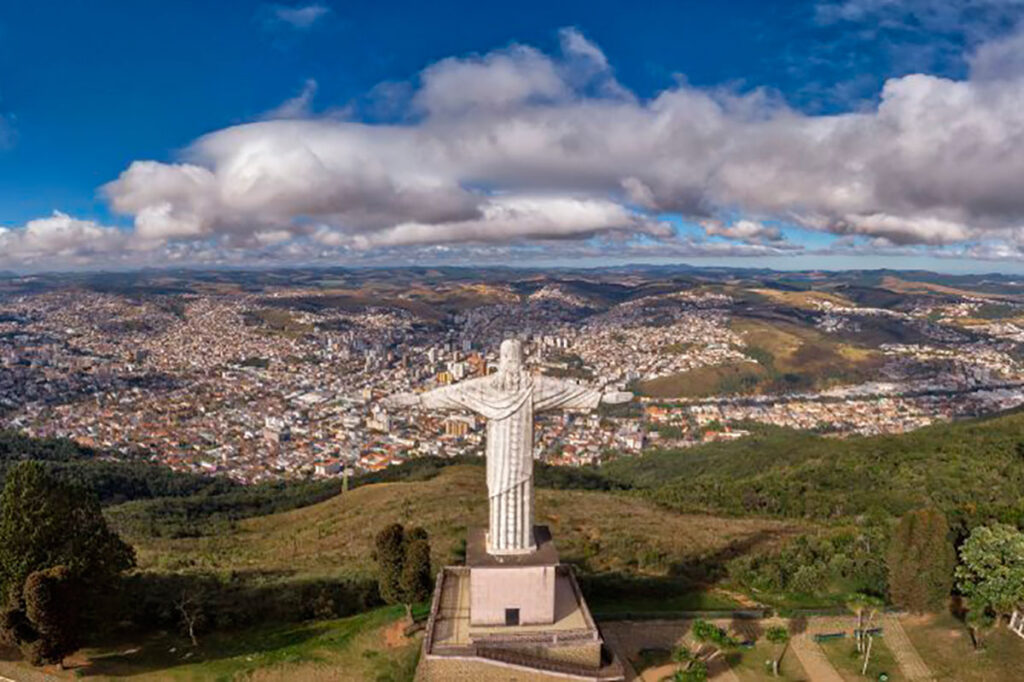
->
<box><xmin>505</xmin><ymin>608</ymin><xmax>520</xmax><ymax>626</ymax></box>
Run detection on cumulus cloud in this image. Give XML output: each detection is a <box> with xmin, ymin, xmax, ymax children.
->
<box><xmin>702</xmin><ymin>219</ymin><xmax>784</xmax><ymax>243</ymax></box>
<box><xmin>267</xmin><ymin>3</ymin><xmax>329</xmax><ymax>30</ymax></box>
<box><xmin>107</xmin><ymin>28</ymin><xmax>1024</xmax><ymax>251</ymax></box>
<box><xmin>342</xmin><ymin>196</ymin><xmax>671</xmax><ymax>249</ymax></box>
<box><xmin>9</xmin><ymin>23</ymin><xmax>1024</xmax><ymax>268</ymax></box>
<box><xmin>0</xmin><ymin>212</ymin><xmax>133</xmax><ymax>265</ymax></box>
<box><xmin>262</xmin><ymin>79</ymin><xmax>318</xmax><ymax>119</ymax></box>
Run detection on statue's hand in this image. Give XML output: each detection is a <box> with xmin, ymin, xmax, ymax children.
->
<box><xmin>384</xmin><ymin>392</ymin><xmax>421</xmax><ymax>408</ymax></box>
<box><xmin>601</xmin><ymin>391</ymin><xmax>633</xmax><ymax>405</ymax></box>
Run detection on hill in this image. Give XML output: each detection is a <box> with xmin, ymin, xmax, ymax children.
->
<box><xmin>121</xmin><ymin>465</ymin><xmax>802</xmax><ymax>615</ymax></box>
<box><xmin>125</xmin><ymin>464</ymin><xmax>801</xmax><ymax>578</ymax></box>
<box><xmin>603</xmin><ymin>411</ymin><xmax>1024</xmax><ymax>534</ymax></box>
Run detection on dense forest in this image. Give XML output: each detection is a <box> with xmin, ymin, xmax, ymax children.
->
<box><xmin>600</xmin><ymin>413</ymin><xmax>1024</xmax><ymax>536</ymax></box>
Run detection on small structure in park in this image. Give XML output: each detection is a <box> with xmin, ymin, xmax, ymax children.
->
<box><xmin>1012</xmin><ymin>609</ymin><xmax>1024</xmax><ymax>640</ymax></box>
<box><xmin>389</xmin><ymin>339</ymin><xmax>629</xmax><ymax>681</ymax></box>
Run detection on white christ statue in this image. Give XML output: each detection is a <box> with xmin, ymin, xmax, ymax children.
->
<box><xmin>387</xmin><ymin>339</ymin><xmax>631</xmax><ymax>556</ymax></box>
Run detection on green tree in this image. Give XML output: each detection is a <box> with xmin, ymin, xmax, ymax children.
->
<box><xmin>0</xmin><ymin>463</ymin><xmax>134</xmax><ymax>666</ymax></box>
<box><xmin>0</xmin><ymin>462</ymin><xmax>135</xmax><ymax>601</ymax></box>
<box><xmin>887</xmin><ymin>508</ymin><xmax>955</xmax><ymax>613</ymax></box>
<box><xmin>673</xmin><ymin>660</ymin><xmax>708</xmax><ymax>682</ymax></box>
<box><xmin>765</xmin><ymin>625</ymin><xmax>790</xmax><ymax>676</ymax></box>
<box><xmin>691</xmin><ymin>619</ymin><xmax>737</xmax><ymax>665</ymax></box>
<box><xmin>375</xmin><ymin>523</ymin><xmax>433</xmax><ymax>622</ymax></box>
<box><xmin>846</xmin><ymin>592</ymin><xmax>884</xmax><ymax>653</ymax></box>
<box><xmin>375</xmin><ymin>523</ymin><xmax>406</xmax><ymax>607</ymax></box>
<box><xmin>964</xmin><ymin>602</ymin><xmax>995</xmax><ymax>650</ymax></box>
<box><xmin>0</xmin><ymin>566</ymin><xmax>79</xmax><ymax>667</ymax></box>
<box><xmin>399</xmin><ymin>533</ymin><xmax>433</xmax><ymax>621</ymax></box>
<box><xmin>955</xmin><ymin>523</ymin><xmax>1024</xmax><ymax>623</ymax></box>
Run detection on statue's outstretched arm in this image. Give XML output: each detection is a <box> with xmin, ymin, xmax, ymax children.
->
<box><xmin>384</xmin><ymin>376</ymin><xmax>490</xmax><ymax>412</ymax></box>
<box><xmin>600</xmin><ymin>390</ymin><xmax>634</xmax><ymax>405</ymax></box>
<box><xmin>383</xmin><ymin>392</ymin><xmax>422</xmax><ymax>409</ymax></box>
<box><xmin>533</xmin><ymin>375</ymin><xmax>634</xmax><ymax>412</ymax></box>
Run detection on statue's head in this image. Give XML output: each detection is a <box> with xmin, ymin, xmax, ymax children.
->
<box><xmin>499</xmin><ymin>338</ymin><xmax>524</xmax><ymax>373</ymax></box>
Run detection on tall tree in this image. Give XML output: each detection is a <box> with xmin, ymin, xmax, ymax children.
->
<box><xmin>0</xmin><ymin>462</ymin><xmax>134</xmax><ymax>666</ymax></box>
<box><xmin>955</xmin><ymin>523</ymin><xmax>1024</xmax><ymax>623</ymax></box>
<box><xmin>375</xmin><ymin>523</ymin><xmax>406</xmax><ymax>607</ymax></box>
<box><xmin>887</xmin><ymin>508</ymin><xmax>956</xmax><ymax>613</ymax></box>
<box><xmin>0</xmin><ymin>462</ymin><xmax>135</xmax><ymax>601</ymax></box>
<box><xmin>375</xmin><ymin>524</ymin><xmax>433</xmax><ymax>623</ymax></box>
<box><xmin>0</xmin><ymin>566</ymin><xmax>80</xmax><ymax>667</ymax></box>
<box><xmin>400</xmin><ymin>532</ymin><xmax>433</xmax><ymax>620</ymax></box>
<box><xmin>964</xmin><ymin>602</ymin><xmax>995</xmax><ymax>650</ymax></box>
<box><xmin>21</xmin><ymin>566</ymin><xmax>79</xmax><ymax>667</ymax></box>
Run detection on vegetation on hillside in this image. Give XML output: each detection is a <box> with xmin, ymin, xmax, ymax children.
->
<box><xmin>603</xmin><ymin>414</ymin><xmax>1024</xmax><ymax>532</ymax></box>
<box><xmin>887</xmin><ymin>509</ymin><xmax>956</xmax><ymax>613</ymax></box>
<box><xmin>0</xmin><ymin>463</ymin><xmax>135</xmax><ymax>666</ymax></box>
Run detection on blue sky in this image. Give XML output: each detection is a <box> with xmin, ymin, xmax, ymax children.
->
<box><xmin>4</xmin><ymin>0</ymin><xmax>1024</xmax><ymax>272</ymax></box>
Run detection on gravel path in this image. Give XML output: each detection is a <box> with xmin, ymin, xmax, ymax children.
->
<box><xmin>881</xmin><ymin>614</ymin><xmax>935</xmax><ymax>681</ymax></box>
<box><xmin>791</xmin><ymin>634</ymin><xmax>845</xmax><ymax>682</ymax></box>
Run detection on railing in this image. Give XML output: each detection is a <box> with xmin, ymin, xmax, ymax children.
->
<box><xmin>422</xmin><ymin>568</ymin><xmax>451</xmax><ymax>653</ymax></box>
<box><xmin>476</xmin><ymin>646</ymin><xmax>624</xmax><ymax>681</ymax></box>
<box><xmin>471</xmin><ymin>628</ymin><xmax>598</xmax><ymax>646</ymax></box>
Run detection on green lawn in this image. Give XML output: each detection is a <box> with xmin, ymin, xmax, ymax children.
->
<box><xmin>589</xmin><ymin>587</ymin><xmax>742</xmax><ymax>617</ymax></box>
<box><xmin>7</xmin><ymin>605</ymin><xmax>420</xmax><ymax>682</ymax></box>
<box><xmin>900</xmin><ymin>613</ymin><xmax>1024</xmax><ymax>682</ymax></box>
<box><xmin>728</xmin><ymin>641</ymin><xmax>809</xmax><ymax>681</ymax></box>
<box><xmin>819</xmin><ymin>636</ymin><xmax>906</xmax><ymax>682</ymax></box>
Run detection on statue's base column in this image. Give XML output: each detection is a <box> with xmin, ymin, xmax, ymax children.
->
<box><xmin>486</xmin><ymin>480</ymin><xmax>536</xmax><ymax>555</ymax></box>
<box><xmin>416</xmin><ymin>525</ymin><xmax>625</xmax><ymax>681</ymax></box>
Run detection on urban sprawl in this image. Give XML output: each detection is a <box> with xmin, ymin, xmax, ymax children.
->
<box><xmin>2</xmin><ymin>284</ymin><xmax>1023</xmax><ymax>483</ymax></box>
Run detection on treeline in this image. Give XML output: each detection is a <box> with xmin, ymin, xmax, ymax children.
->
<box><xmin>0</xmin><ymin>429</ymin><xmax>490</xmax><ymax>540</ymax></box>
<box><xmin>109</xmin><ymin>455</ymin><xmax>484</xmax><ymax>538</ymax></box>
<box><xmin>0</xmin><ymin>430</ymin><xmax>229</xmax><ymax>505</ymax></box>
<box><xmin>601</xmin><ymin>415</ymin><xmax>1024</xmax><ymax>529</ymax></box>
<box><xmin>117</xmin><ymin>572</ymin><xmax>381</xmax><ymax>633</ymax></box>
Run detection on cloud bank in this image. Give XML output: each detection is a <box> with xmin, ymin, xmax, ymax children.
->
<box><xmin>11</xmin><ymin>24</ymin><xmax>1024</xmax><ymax>268</ymax></box>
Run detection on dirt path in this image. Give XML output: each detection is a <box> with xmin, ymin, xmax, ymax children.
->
<box><xmin>0</xmin><ymin>661</ymin><xmax>62</xmax><ymax>682</ymax></box>
<box><xmin>791</xmin><ymin>634</ymin><xmax>845</xmax><ymax>682</ymax></box>
<box><xmin>881</xmin><ymin>614</ymin><xmax>935</xmax><ymax>681</ymax></box>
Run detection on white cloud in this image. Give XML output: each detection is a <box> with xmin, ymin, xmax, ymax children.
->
<box><xmin>0</xmin><ymin>212</ymin><xmax>133</xmax><ymax>265</ymax></box>
<box><xmin>414</xmin><ymin>45</ymin><xmax>570</xmax><ymax>116</ymax></box>
<box><xmin>344</xmin><ymin>196</ymin><xmax>671</xmax><ymax>249</ymax></box>
<box><xmin>262</xmin><ymin>79</ymin><xmax>318</xmax><ymax>119</ymax></box>
<box><xmin>269</xmin><ymin>3</ymin><xmax>329</xmax><ymax>29</ymax></box>
<box><xmin>702</xmin><ymin>219</ymin><xmax>784</xmax><ymax>243</ymax></box>
<box><xmin>13</xmin><ymin>24</ymin><xmax>1024</xmax><ymax>268</ymax></box>
<box><xmin>108</xmin><ymin>29</ymin><xmax>1024</xmax><ymax>252</ymax></box>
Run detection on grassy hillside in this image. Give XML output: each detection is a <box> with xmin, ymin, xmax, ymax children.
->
<box><xmin>636</xmin><ymin>315</ymin><xmax>884</xmax><ymax>398</ymax></box>
<box><xmin>0</xmin><ymin>605</ymin><xmax>419</xmax><ymax>682</ymax></box>
<box><xmin>127</xmin><ymin>465</ymin><xmax>800</xmax><ymax>583</ymax></box>
<box><xmin>603</xmin><ymin>411</ymin><xmax>1024</xmax><ymax>533</ymax></box>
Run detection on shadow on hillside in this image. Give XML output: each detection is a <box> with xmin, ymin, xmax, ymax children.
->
<box><xmin>666</xmin><ymin>528</ymin><xmax>792</xmax><ymax>584</ymax></box>
<box><xmin>76</xmin><ymin>620</ymin><xmax>336</xmax><ymax>677</ymax></box>
<box><xmin>578</xmin><ymin>529</ymin><xmax>793</xmax><ymax>613</ymax></box>
<box><xmin>113</xmin><ymin>569</ymin><xmax>381</xmax><ymax>636</ymax></box>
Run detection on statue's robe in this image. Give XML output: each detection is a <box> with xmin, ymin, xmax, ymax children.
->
<box><xmin>420</xmin><ymin>373</ymin><xmax>601</xmax><ymax>554</ymax></box>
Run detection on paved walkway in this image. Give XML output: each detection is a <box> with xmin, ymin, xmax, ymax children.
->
<box><xmin>790</xmin><ymin>634</ymin><xmax>844</xmax><ymax>682</ymax></box>
<box><xmin>881</xmin><ymin>614</ymin><xmax>935</xmax><ymax>681</ymax></box>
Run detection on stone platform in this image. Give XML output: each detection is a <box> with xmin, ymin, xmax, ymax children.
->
<box><xmin>416</xmin><ymin>565</ymin><xmax>625</xmax><ymax>682</ymax></box>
